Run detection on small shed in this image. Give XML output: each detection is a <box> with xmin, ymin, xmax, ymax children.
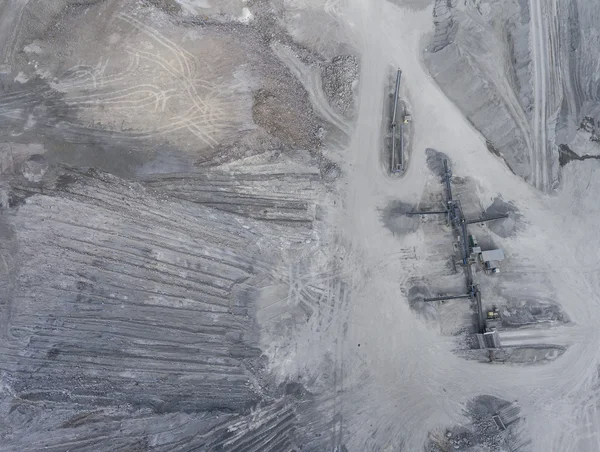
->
<box><xmin>481</xmin><ymin>249</ymin><xmax>505</xmax><ymax>263</ymax></box>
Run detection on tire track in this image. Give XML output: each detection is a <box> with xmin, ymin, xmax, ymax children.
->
<box><xmin>45</xmin><ymin>12</ymin><xmax>243</xmax><ymax>150</ymax></box>
<box><xmin>141</xmin><ymin>170</ymin><xmax>318</xmax><ymax>225</ymax></box>
<box><xmin>3</xmin><ymin>170</ymin><xmax>276</xmax><ymax>418</ymax></box>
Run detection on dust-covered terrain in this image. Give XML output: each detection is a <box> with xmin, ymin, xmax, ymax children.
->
<box><xmin>1</xmin><ymin>0</ymin><xmax>600</xmax><ymax>451</ymax></box>
<box><xmin>424</xmin><ymin>0</ymin><xmax>600</xmax><ymax>192</ymax></box>
<box><xmin>0</xmin><ymin>1</ymin><xmax>343</xmax><ymax>450</ymax></box>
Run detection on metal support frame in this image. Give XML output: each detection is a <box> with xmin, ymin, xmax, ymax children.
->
<box><xmin>443</xmin><ymin>159</ymin><xmax>453</xmax><ymax>202</ymax></box>
<box><xmin>409</xmin><ymin>159</ymin><xmax>496</xmax><ymax>334</ymax></box>
<box><xmin>399</xmin><ymin>121</ymin><xmax>404</xmax><ymax>170</ymax></box>
<box><xmin>466</xmin><ymin>213</ymin><xmax>509</xmax><ymax>225</ymax></box>
<box><xmin>391</xmin><ymin>69</ymin><xmax>403</xmax><ymax>173</ymax></box>
<box><xmin>405</xmin><ymin>210</ymin><xmax>448</xmax><ymax>216</ymax></box>
<box><xmin>423</xmin><ymin>293</ymin><xmax>471</xmax><ymax>302</ymax></box>
<box><xmin>475</xmin><ymin>288</ymin><xmax>484</xmax><ymax>333</ymax></box>
<box><xmin>459</xmin><ymin>218</ymin><xmax>469</xmax><ymax>264</ymax></box>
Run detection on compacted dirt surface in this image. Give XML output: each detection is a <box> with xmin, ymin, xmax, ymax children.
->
<box><xmin>1</xmin><ymin>1</ymin><xmax>600</xmax><ymax>451</ymax></box>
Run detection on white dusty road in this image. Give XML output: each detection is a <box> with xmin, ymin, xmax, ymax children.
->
<box><xmin>322</xmin><ymin>1</ymin><xmax>600</xmax><ymax>450</ymax></box>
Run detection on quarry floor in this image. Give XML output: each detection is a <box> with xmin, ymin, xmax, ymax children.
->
<box><xmin>336</xmin><ymin>3</ymin><xmax>600</xmax><ymax>451</ymax></box>
<box><xmin>1</xmin><ymin>1</ymin><xmax>600</xmax><ymax>451</ymax></box>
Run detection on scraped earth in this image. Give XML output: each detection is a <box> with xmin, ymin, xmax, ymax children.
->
<box><xmin>1</xmin><ymin>1</ymin><xmax>600</xmax><ymax>451</ymax></box>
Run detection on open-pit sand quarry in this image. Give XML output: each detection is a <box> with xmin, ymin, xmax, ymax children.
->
<box><xmin>1</xmin><ymin>0</ymin><xmax>600</xmax><ymax>451</ymax></box>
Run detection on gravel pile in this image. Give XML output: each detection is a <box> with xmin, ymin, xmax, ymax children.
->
<box><xmin>321</xmin><ymin>55</ymin><xmax>359</xmax><ymax>118</ymax></box>
<box><xmin>427</xmin><ymin>395</ymin><xmax>524</xmax><ymax>451</ymax></box>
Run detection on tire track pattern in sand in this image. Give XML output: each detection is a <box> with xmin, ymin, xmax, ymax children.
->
<box><xmin>141</xmin><ymin>170</ymin><xmax>319</xmax><ymax>228</ymax></box>
<box><xmin>0</xmin><ymin>165</ymin><xmax>321</xmax><ymax>450</ymax></box>
<box><xmin>50</xmin><ymin>12</ymin><xmax>245</xmax><ymax>149</ymax></box>
<box><xmin>530</xmin><ymin>0</ymin><xmax>561</xmax><ymax>191</ymax></box>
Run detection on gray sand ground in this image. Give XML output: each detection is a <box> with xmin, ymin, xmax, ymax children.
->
<box><xmin>1</xmin><ymin>1</ymin><xmax>600</xmax><ymax>451</ymax></box>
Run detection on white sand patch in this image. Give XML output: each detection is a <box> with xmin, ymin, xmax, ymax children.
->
<box><xmin>174</xmin><ymin>0</ymin><xmax>212</xmax><ymax>15</ymax></box>
<box><xmin>23</xmin><ymin>43</ymin><xmax>42</xmax><ymax>54</ymax></box>
<box><xmin>237</xmin><ymin>7</ymin><xmax>254</xmax><ymax>24</ymax></box>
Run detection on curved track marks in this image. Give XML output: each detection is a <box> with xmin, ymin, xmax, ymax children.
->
<box><xmin>51</xmin><ymin>12</ymin><xmax>245</xmax><ymax>149</ymax></box>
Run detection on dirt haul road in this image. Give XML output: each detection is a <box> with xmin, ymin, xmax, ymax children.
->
<box><xmin>326</xmin><ymin>1</ymin><xmax>600</xmax><ymax>451</ymax></box>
